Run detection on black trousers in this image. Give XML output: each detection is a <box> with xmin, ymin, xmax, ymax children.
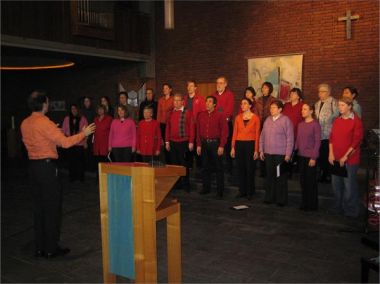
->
<box><xmin>94</xmin><ymin>155</ymin><xmax>108</xmax><ymax>180</ymax></box>
<box><xmin>318</xmin><ymin>139</ymin><xmax>330</xmax><ymax>178</ymax></box>
<box><xmin>169</xmin><ymin>141</ymin><xmax>190</xmax><ymax>188</ymax></box>
<box><xmin>201</xmin><ymin>140</ymin><xmax>224</xmax><ymax>195</ymax></box>
<box><xmin>67</xmin><ymin>145</ymin><xmax>85</xmax><ymax>181</ymax></box>
<box><xmin>264</xmin><ymin>154</ymin><xmax>288</xmax><ymax>205</ymax></box>
<box><xmin>224</xmin><ymin>120</ymin><xmax>233</xmax><ymax>171</ymax></box>
<box><xmin>299</xmin><ymin>156</ymin><xmax>318</xmax><ymax>210</ymax></box>
<box><xmin>187</xmin><ymin>139</ymin><xmax>202</xmax><ymax>170</ymax></box>
<box><xmin>112</xmin><ymin>147</ymin><xmax>132</xmax><ymax>162</ymax></box>
<box><xmin>160</xmin><ymin>123</ymin><xmax>171</xmax><ymax>164</ymax></box>
<box><xmin>85</xmin><ymin>136</ymin><xmax>96</xmax><ymax>172</ymax></box>
<box><xmin>28</xmin><ymin>159</ymin><xmax>62</xmax><ymax>253</ymax></box>
<box><xmin>235</xmin><ymin>140</ymin><xmax>256</xmax><ymax>196</ymax></box>
<box><xmin>141</xmin><ymin>155</ymin><xmax>159</xmax><ymax>163</ymax></box>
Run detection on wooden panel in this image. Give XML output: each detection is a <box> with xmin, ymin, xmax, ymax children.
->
<box><xmin>132</xmin><ymin>167</ymin><xmax>158</xmax><ymax>283</ymax></box>
<box><xmin>98</xmin><ymin>169</ymin><xmax>117</xmax><ymax>283</ymax></box>
<box><xmin>99</xmin><ymin>163</ymin><xmax>133</xmax><ymax>176</ymax></box>
<box><xmin>197</xmin><ymin>82</ymin><xmax>215</xmax><ymax>98</ymax></box>
<box><xmin>166</xmin><ymin>203</ymin><xmax>182</xmax><ymax>283</ymax></box>
<box><xmin>131</xmin><ymin>167</ymin><xmax>147</xmax><ymax>283</ymax></box>
<box><xmin>156</xmin><ymin>199</ymin><xmax>179</xmax><ymax>221</ymax></box>
<box><xmin>154</xmin><ymin>165</ymin><xmax>186</xmax><ymax>177</ymax></box>
<box><xmin>155</xmin><ymin>176</ymin><xmax>179</xmax><ymax>209</ymax></box>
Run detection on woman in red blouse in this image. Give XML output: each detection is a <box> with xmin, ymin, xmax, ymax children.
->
<box><xmin>136</xmin><ymin>106</ymin><xmax>161</xmax><ymax>163</ymax></box>
<box><xmin>329</xmin><ymin>97</ymin><xmax>363</xmax><ymax>217</ymax></box>
<box><xmin>93</xmin><ymin>105</ymin><xmax>113</xmax><ymax>165</ymax></box>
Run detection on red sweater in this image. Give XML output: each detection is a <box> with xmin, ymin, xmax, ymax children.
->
<box><xmin>165</xmin><ymin>108</ymin><xmax>195</xmax><ymax>143</ymax></box>
<box><xmin>283</xmin><ymin>101</ymin><xmax>304</xmax><ymax>139</ymax></box>
<box><xmin>211</xmin><ymin>88</ymin><xmax>235</xmax><ymax>120</ymax></box>
<box><xmin>196</xmin><ymin>110</ymin><xmax>228</xmax><ymax>148</ymax></box>
<box><xmin>330</xmin><ymin>114</ymin><xmax>363</xmax><ymax>165</ymax></box>
<box><xmin>136</xmin><ymin>119</ymin><xmax>161</xmax><ymax>155</ymax></box>
<box><xmin>157</xmin><ymin>95</ymin><xmax>174</xmax><ymax>124</ymax></box>
<box><xmin>184</xmin><ymin>94</ymin><xmax>206</xmax><ymax>121</ymax></box>
<box><xmin>93</xmin><ymin>115</ymin><xmax>113</xmax><ymax>156</ymax></box>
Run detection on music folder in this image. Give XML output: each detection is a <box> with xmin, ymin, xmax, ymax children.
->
<box><xmin>330</xmin><ymin>161</ymin><xmax>348</xmax><ymax>177</ymax></box>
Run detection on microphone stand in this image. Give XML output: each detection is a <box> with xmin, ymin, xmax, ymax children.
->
<box><xmin>151</xmin><ymin>135</ymin><xmax>156</xmax><ymax>167</ymax></box>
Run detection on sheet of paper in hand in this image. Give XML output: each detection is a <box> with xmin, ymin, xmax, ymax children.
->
<box><xmin>276</xmin><ymin>161</ymin><xmax>291</xmax><ymax>177</ymax></box>
<box><xmin>230</xmin><ymin>205</ymin><xmax>250</xmax><ymax>210</ymax></box>
<box><xmin>107</xmin><ymin>152</ymin><xmax>112</xmax><ymax>162</ymax></box>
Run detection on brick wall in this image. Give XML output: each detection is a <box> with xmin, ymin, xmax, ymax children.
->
<box><xmin>155</xmin><ymin>0</ymin><xmax>379</xmax><ymax>130</ymax></box>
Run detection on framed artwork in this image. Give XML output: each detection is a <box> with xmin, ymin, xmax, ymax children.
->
<box><xmin>248</xmin><ymin>54</ymin><xmax>303</xmax><ymax>101</ymax></box>
<box><xmin>49</xmin><ymin>100</ymin><xmax>66</xmax><ymax>112</ymax></box>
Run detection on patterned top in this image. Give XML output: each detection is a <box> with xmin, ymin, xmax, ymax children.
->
<box><xmin>314</xmin><ymin>96</ymin><xmax>339</xmax><ymax>140</ymax></box>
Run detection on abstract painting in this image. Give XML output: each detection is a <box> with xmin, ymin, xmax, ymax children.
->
<box><xmin>248</xmin><ymin>54</ymin><xmax>303</xmax><ymax>101</ymax></box>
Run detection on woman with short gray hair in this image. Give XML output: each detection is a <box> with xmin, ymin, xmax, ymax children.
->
<box><xmin>314</xmin><ymin>83</ymin><xmax>339</xmax><ymax>183</ymax></box>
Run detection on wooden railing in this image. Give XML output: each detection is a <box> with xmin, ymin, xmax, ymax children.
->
<box><xmin>76</xmin><ymin>0</ymin><xmax>114</xmax><ymax>29</ymax></box>
<box><xmin>1</xmin><ymin>1</ymin><xmax>151</xmax><ymax>55</ymax></box>
<box><xmin>70</xmin><ymin>0</ymin><xmax>115</xmax><ymax>40</ymax></box>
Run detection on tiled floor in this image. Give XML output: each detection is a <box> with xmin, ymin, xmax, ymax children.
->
<box><xmin>1</xmin><ymin>162</ymin><xmax>378</xmax><ymax>283</ymax></box>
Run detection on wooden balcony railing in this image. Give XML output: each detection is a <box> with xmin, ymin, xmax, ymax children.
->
<box><xmin>70</xmin><ymin>0</ymin><xmax>115</xmax><ymax>40</ymax></box>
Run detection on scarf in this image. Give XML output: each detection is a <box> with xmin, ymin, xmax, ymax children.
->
<box><xmin>178</xmin><ymin>107</ymin><xmax>187</xmax><ymax>138</ymax></box>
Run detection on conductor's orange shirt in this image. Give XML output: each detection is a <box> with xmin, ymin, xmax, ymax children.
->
<box><xmin>21</xmin><ymin>112</ymin><xmax>86</xmax><ymax>160</ymax></box>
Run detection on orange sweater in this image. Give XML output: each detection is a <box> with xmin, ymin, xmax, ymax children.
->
<box><xmin>231</xmin><ymin>113</ymin><xmax>260</xmax><ymax>152</ymax></box>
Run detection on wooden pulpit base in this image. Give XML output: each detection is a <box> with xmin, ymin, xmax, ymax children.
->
<box><xmin>99</xmin><ymin>163</ymin><xmax>185</xmax><ymax>284</ymax></box>
<box><xmin>103</xmin><ymin>198</ymin><xmax>181</xmax><ymax>284</ymax></box>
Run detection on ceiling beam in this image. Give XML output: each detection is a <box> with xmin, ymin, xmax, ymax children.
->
<box><xmin>1</xmin><ymin>34</ymin><xmax>152</xmax><ymax>63</ymax></box>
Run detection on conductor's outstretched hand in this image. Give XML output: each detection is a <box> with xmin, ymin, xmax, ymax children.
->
<box><xmin>83</xmin><ymin>123</ymin><xmax>96</xmax><ymax>137</ymax></box>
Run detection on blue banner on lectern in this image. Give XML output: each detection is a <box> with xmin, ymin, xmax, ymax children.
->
<box><xmin>107</xmin><ymin>174</ymin><xmax>135</xmax><ymax>279</ymax></box>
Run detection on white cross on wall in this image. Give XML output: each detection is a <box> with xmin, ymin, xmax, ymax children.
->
<box><xmin>338</xmin><ymin>10</ymin><xmax>360</xmax><ymax>40</ymax></box>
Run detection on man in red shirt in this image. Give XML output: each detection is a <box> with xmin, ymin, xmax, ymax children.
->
<box><xmin>165</xmin><ymin>93</ymin><xmax>195</xmax><ymax>192</ymax></box>
<box><xmin>211</xmin><ymin>76</ymin><xmax>235</xmax><ymax>172</ymax></box>
<box><xmin>21</xmin><ymin>90</ymin><xmax>95</xmax><ymax>259</ymax></box>
<box><xmin>196</xmin><ymin>96</ymin><xmax>228</xmax><ymax>198</ymax></box>
<box><xmin>184</xmin><ymin>80</ymin><xmax>206</xmax><ymax>170</ymax></box>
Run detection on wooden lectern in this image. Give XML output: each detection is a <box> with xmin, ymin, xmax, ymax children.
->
<box><xmin>98</xmin><ymin>162</ymin><xmax>185</xmax><ymax>283</ymax></box>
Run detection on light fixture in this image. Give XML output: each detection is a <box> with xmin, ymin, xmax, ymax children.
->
<box><xmin>164</xmin><ymin>0</ymin><xmax>174</xmax><ymax>29</ymax></box>
<box><xmin>0</xmin><ymin>62</ymin><xmax>75</xmax><ymax>70</ymax></box>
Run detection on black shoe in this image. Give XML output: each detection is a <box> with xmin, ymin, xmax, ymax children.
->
<box><xmin>46</xmin><ymin>247</ymin><xmax>70</xmax><ymax>259</ymax></box>
<box><xmin>184</xmin><ymin>184</ymin><xmax>191</xmax><ymax>193</ymax></box>
<box><xmin>277</xmin><ymin>203</ymin><xmax>285</xmax><ymax>207</ymax></box>
<box><xmin>216</xmin><ymin>193</ymin><xmax>223</xmax><ymax>199</ymax></box>
<box><xmin>263</xmin><ymin>200</ymin><xmax>272</xmax><ymax>204</ymax></box>
<box><xmin>35</xmin><ymin>250</ymin><xmax>45</xmax><ymax>257</ymax></box>
<box><xmin>324</xmin><ymin>176</ymin><xmax>331</xmax><ymax>183</ymax></box>
<box><xmin>235</xmin><ymin>193</ymin><xmax>247</xmax><ymax>199</ymax></box>
<box><xmin>247</xmin><ymin>195</ymin><xmax>253</xmax><ymax>201</ymax></box>
<box><xmin>199</xmin><ymin>189</ymin><xmax>210</xmax><ymax>195</ymax></box>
